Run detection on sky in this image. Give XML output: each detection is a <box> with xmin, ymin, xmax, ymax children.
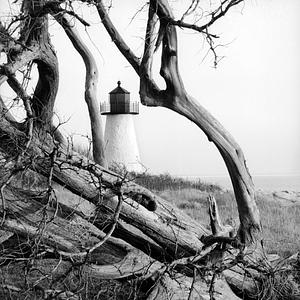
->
<box><xmin>1</xmin><ymin>0</ymin><xmax>300</xmax><ymax>177</ymax></box>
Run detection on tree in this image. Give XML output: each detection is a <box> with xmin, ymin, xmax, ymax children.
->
<box><xmin>0</xmin><ymin>1</ymin><xmax>298</xmax><ymax>299</ymax></box>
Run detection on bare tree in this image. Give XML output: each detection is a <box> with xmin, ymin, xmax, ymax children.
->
<box><xmin>93</xmin><ymin>0</ymin><xmax>260</xmax><ymax>245</ymax></box>
<box><xmin>0</xmin><ymin>1</ymin><xmax>298</xmax><ymax>299</ymax></box>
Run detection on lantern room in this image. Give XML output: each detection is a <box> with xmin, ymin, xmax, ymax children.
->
<box><xmin>100</xmin><ymin>81</ymin><xmax>139</xmax><ymax>115</ymax></box>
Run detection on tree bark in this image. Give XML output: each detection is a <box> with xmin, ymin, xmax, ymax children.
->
<box><xmin>20</xmin><ymin>0</ymin><xmax>59</xmax><ymax>129</ymax></box>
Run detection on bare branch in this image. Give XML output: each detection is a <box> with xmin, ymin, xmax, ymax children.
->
<box><xmin>52</xmin><ymin>9</ymin><xmax>107</xmax><ymax>167</ymax></box>
<box><xmin>5</xmin><ymin>73</ymin><xmax>34</xmax><ymax>145</ymax></box>
<box><xmin>92</xmin><ymin>0</ymin><xmax>141</xmax><ymax>75</ymax></box>
<box><xmin>0</xmin><ymin>22</ymin><xmax>31</xmax><ymax>52</ymax></box>
<box><xmin>128</xmin><ymin>2</ymin><xmax>149</xmax><ymax>26</ymax></box>
<box><xmin>58</xmin><ymin>192</ymin><xmax>123</xmax><ymax>259</ymax></box>
<box><xmin>88</xmin><ymin>192</ymin><xmax>123</xmax><ymax>252</ymax></box>
<box><xmin>139</xmin><ymin>1</ymin><xmax>164</xmax><ymax>107</ymax></box>
<box><xmin>0</xmin><ymin>45</ymin><xmax>39</xmax><ymax>84</ymax></box>
<box><xmin>154</xmin><ymin>0</ymin><xmax>243</xmax><ymax>66</ymax></box>
<box><xmin>141</xmin><ymin>1</ymin><xmax>159</xmax><ymax>76</ymax></box>
<box><xmin>59</xmin><ymin>8</ymin><xmax>91</xmax><ymax>27</ymax></box>
<box><xmin>177</xmin><ymin>0</ymin><xmax>243</xmax><ymax>34</ymax></box>
<box><xmin>207</xmin><ymin>0</ymin><xmax>243</xmax><ymax>28</ymax></box>
<box><xmin>0</xmin><ymin>174</ymin><xmax>14</xmax><ymax>226</ymax></box>
<box><xmin>0</xmin><ymin>89</ymin><xmax>18</xmax><ymax>124</ymax></box>
<box><xmin>181</xmin><ymin>0</ymin><xmax>200</xmax><ymax>22</ymax></box>
<box><xmin>163</xmin><ymin>18</ymin><xmax>219</xmax><ymax>39</ymax></box>
<box><xmin>155</xmin><ymin>0</ymin><xmax>186</xmax><ymax>96</ymax></box>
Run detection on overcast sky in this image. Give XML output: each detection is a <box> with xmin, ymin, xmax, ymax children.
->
<box><xmin>1</xmin><ymin>0</ymin><xmax>299</xmax><ymax>177</ymax></box>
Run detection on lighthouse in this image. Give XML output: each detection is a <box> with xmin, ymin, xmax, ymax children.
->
<box><xmin>100</xmin><ymin>81</ymin><xmax>143</xmax><ymax>173</ymax></box>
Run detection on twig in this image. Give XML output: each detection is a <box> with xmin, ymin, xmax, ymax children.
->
<box><xmin>165</xmin><ymin>17</ymin><xmax>219</xmax><ymax>39</ymax></box>
<box><xmin>0</xmin><ymin>173</ymin><xmax>15</xmax><ymax>226</ymax></box>
<box><xmin>0</xmin><ymin>72</ymin><xmax>35</xmax><ymax>227</ymax></box>
<box><xmin>32</xmin><ymin>256</ymin><xmax>63</xmax><ymax>288</ymax></box>
<box><xmin>200</xmin><ymin>235</ymin><xmax>240</xmax><ymax>248</ymax></box>
<box><xmin>56</xmin><ymin>192</ymin><xmax>123</xmax><ymax>260</ymax></box>
<box><xmin>87</xmin><ymin>192</ymin><xmax>123</xmax><ymax>253</ymax></box>
<box><xmin>209</xmin><ymin>273</ymin><xmax>216</xmax><ymax>300</ymax></box>
<box><xmin>64</xmin><ymin>9</ymin><xmax>90</xmax><ymax>27</ymax></box>
<box><xmin>0</xmin><ymin>284</ymin><xmax>21</xmax><ymax>292</ymax></box>
<box><xmin>55</xmin><ymin>155</ymin><xmax>158</xmax><ymax>211</ymax></box>
<box><xmin>181</xmin><ymin>0</ymin><xmax>200</xmax><ymax>21</ymax></box>
<box><xmin>5</xmin><ymin>71</ymin><xmax>34</xmax><ymax>152</ymax></box>
<box><xmin>187</xmin><ymin>267</ymin><xmax>197</xmax><ymax>300</ymax></box>
<box><xmin>93</xmin><ymin>0</ymin><xmax>141</xmax><ymax>75</ymax></box>
<box><xmin>0</xmin><ymin>22</ymin><xmax>32</xmax><ymax>52</ymax></box>
<box><xmin>128</xmin><ymin>2</ymin><xmax>148</xmax><ymax>26</ymax></box>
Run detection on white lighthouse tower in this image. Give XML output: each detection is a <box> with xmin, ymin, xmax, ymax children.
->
<box><xmin>100</xmin><ymin>81</ymin><xmax>143</xmax><ymax>173</ymax></box>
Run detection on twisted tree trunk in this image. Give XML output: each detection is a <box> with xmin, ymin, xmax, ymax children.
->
<box><xmin>95</xmin><ymin>0</ymin><xmax>261</xmax><ymax>246</ymax></box>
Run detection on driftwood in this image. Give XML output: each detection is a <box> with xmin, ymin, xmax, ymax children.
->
<box><xmin>0</xmin><ymin>119</ymin><xmax>208</xmax><ymax>256</ymax></box>
<box><xmin>0</xmin><ymin>124</ymin><xmax>252</xmax><ymax>299</ymax></box>
<box><xmin>0</xmin><ymin>127</ymin><xmax>297</xmax><ymax>299</ymax></box>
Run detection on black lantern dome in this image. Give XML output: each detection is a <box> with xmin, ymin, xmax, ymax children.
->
<box><xmin>100</xmin><ymin>81</ymin><xmax>139</xmax><ymax>115</ymax></box>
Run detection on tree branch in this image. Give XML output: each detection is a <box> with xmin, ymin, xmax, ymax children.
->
<box><xmin>52</xmin><ymin>9</ymin><xmax>107</xmax><ymax>167</ymax></box>
<box><xmin>92</xmin><ymin>0</ymin><xmax>141</xmax><ymax>75</ymax></box>
<box><xmin>162</xmin><ymin>18</ymin><xmax>219</xmax><ymax>39</ymax></box>
<box><xmin>5</xmin><ymin>74</ymin><xmax>34</xmax><ymax>146</ymax></box>
<box><xmin>144</xmin><ymin>0</ymin><xmax>260</xmax><ymax>245</ymax></box>
<box><xmin>0</xmin><ymin>46</ymin><xmax>39</xmax><ymax>84</ymax></box>
<box><xmin>0</xmin><ymin>22</ymin><xmax>29</xmax><ymax>53</ymax></box>
<box><xmin>168</xmin><ymin>0</ymin><xmax>243</xmax><ymax>36</ymax></box>
<box><xmin>139</xmin><ymin>1</ymin><xmax>164</xmax><ymax>107</ymax></box>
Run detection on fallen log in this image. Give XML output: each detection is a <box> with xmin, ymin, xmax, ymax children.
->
<box><xmin>1</xmin><ymin>123</ymin><xmax>299</xmax><ymax>299</ymax></box>
<box><xmin>0</xmin><ymin>186</ymin><xmax>163</xmax><ymax>279</ymax></box>
<box><xmin>0</xmin><ymin>118</ymin><xmax>209</xmax><ymax>259</ymax></box>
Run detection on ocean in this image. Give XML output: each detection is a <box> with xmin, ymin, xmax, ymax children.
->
<box><xmin>197</xmin><ymin>175</ymin><xmax>300</xmax><ymax>192</ymax></box>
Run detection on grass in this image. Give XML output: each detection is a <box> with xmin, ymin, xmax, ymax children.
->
<box><xmin>256</xmin><ymin>194</ymin><xmax>300</xmax><ymax>256</ymax></box>
<box><xmin>130</xmin><ymin>172</ymin><xmax>222</xmax><ymax>192</ymax></box>
<box><xmin>132</xmin><ymin>172</ymin><xmax>300</xmax><ymax>257</ymax></box>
